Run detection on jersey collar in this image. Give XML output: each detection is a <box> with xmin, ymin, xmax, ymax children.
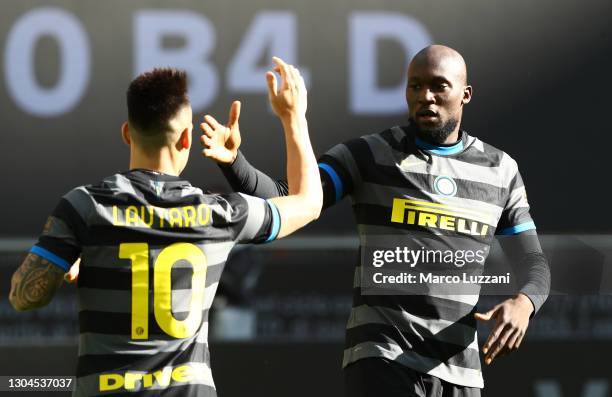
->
<box><xmin>405</xmin><ymin>122</ymin><xmax>468</xmax><ymax>156</ymax></box>
<box><xmin>126</xmin><ymin>168</ymin><xmax>182</xmax><ymax>182</ymax></box>
<box><xmin>414</xmin><ymin>135</ymin><xmax>464</xmax><ymax>155</ymax></box>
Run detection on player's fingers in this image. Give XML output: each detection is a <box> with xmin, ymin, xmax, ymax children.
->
<box><xmin>272</xmin><ymin>57</ymin><xmax>292</xmax><ymax>88</ymax></box>
<box><xmin>490</xmin><ymin>345</ymin><xmax>511</xmax><ymax>363</ymax></box>
<box><xmin>204</xmin><ymin>115</ymin><xmax>222</xmax><ymax>129</ymax></box>
<box><xmin>486</xmin><ymin>325</ymin><xmax>514</xmax><ymax>364</ymax></box>
<box><xmin>272</xmin><ymin>56</ymin><xmax>288</xmax><ymax>70</ymax></box>
<box><xmin>272</xmin><ymin>57</ymin><xmax>287</xmax><ymax>78</ymax></box>
<box><xmin>201</xmin><ymin>135</ymin><xmax>213</xmax><ymax>147</ymax></box>
<box><xmin>200</xmin><ymin>123</ymin><xmax>214</xmax><ymax>138</ymax></box>
<box><xmin>64</xmin><ymin>258</ymin><xmax>80</xmax><ymax>283</ymax></box>
<box><xmin>506</xmin><ymin>328</ymin><xmax>522</xmax><ymax>351</ymax></box>
<box><xmin>293</xmin><ymin>64</ymin><xmax>302</xmax><ymax>79</ymax></box>
<box><xmin>202</xmin><ymin>148</ymin><xmax>215</xmax><ymax>157</ymax></box>
<box><xmin>474</xmin><ymin>304</ymin><xmax>500</xmax><ymax>322</ymax></box>
<box><xmin>295</xmin><ymin>70</ymin><xmax>306</xmax><ymax>91</ymax></box>
<box><xmin>64</xmin><ymin>268</ymin><xmax>78</xmax><ymax>283</ymax></box>
<box><xmin>228</xmin><ymin>101</ymin><xmax>241</xmax><ymax>128</ymax></box>
<box><xmin>515</xmin><ymin>332</ymin><xmax>526</xmax><ymax>349</ymax></box>
<box><xmin>288</xmin><ymin>65</ymin><xmax>297</xmax><ymax>86</ymax></box>
<box><xmin>474</xmin><ymin>311</ymin><xmax>493</xmax><ymax>321</ymax></box>
<box><xmin>292</xmin><ymin>65</ymin><xmax>303</xmax><ymax>86</ymax></box>
<box><xmin>287</xmin><ymin>64</ymin><xmax>297</xmax><ymax>88</ymax></box>
<box><xmin>497</xmin><ymin>346</ymin><xmax>510</xmax><ymax>359</ymax></box>
<box><xmin>482</xmin><ymin>319</ymin><xmax>504</xmax><ymax>354</ymax></box>
<box><xmin>266</xmin><ymin>71</ymin><xmax>278</xmax><ymax>98</ymax></box>
<box><xmin>487</xmin><ymin>334</ymin><xmax>514</xmax><ymax>364</ymax></box>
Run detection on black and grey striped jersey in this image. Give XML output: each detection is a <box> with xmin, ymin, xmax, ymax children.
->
<box><xmin>30</xmin><ymin>169</ymin><xmax>280</xmax><ymax>396</ymax></box>
<box><xmin>318</xmin><ymin>124</ymin><xmax>537</xmax><ymax>388</ymax></box>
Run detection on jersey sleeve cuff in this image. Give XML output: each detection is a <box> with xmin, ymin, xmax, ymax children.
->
<box><xmin>221</xmin><ymin>150</ymin><xmax>245</xmax><ymax>170</ymax></box>
<box><xmin>498</xmin><ymin>221</ymin><xmax>536</xmax><ymax>235</ymax></box>
<box><xmin>265</xmin><ymin>200</ymin><xmax>281</xmax><ymax>243</ymax></box>
<box><xmin>30</xmin><ymin>245</ymin><xmax>70</xmax><ymax>272</ymax></box>
<box><xmin>518</xmin><ymin>290</ymin><xmax>546</xmax><ymax>318</ymax></box>
<box><xmin>318</xmin><ymin>162</ymin><xmax>343</xmax><ymax>203</ymax></box>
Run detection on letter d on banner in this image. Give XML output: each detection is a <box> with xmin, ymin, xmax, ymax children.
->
<box><xmin>135</xmin><ymin>11</ymin><xmax>218</xmax><ymax>111</ymax></box>
<box><xmin>349</xmin><ymin>12</ymin><xmax>432</xmax><ymax>114</ymax></box>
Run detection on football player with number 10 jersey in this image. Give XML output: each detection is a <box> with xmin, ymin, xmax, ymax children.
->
<box><xmin>9</xmin><ymin>57</ymin><xmax>322</xmax><ymax>397</ymax></box>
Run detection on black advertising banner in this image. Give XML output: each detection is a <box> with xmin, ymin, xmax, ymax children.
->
<box><xmin>0</xmin><ymin>0</ymin><xmax>611</xmax><ymax>234</ymax></box>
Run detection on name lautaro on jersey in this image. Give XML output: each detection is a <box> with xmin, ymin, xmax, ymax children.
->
<box><xmin>111</xmin><ymin>204</ymin><xmax>211</xmax><ymax>228</ymax></box>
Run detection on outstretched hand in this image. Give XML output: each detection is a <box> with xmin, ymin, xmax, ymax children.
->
<box><xmin>266</xmin><ymin>56</ymin><xmax>307</xmax><ymax>119</ymax></box>
<box><xmin>200</xmin><ymin>100</ymin><xmax>242</xmax><ymax>165</ymax></box>
<box><xmin>474</xmin><ymin>294</ymin><xmax>534</xmax><ymax>365</ymax></box>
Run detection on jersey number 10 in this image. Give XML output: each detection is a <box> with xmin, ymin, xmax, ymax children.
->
<box><xmin>119</xmin><ymin>242</ymin><xmax>208</xmax><ymax>340</ymax></box>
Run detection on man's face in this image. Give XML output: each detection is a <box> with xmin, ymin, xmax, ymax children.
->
<box><xmin>406</xmin><ymin>57</ymin><xmax>471</xmax><ymax>142</ymax></box>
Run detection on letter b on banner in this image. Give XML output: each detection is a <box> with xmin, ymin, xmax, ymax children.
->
<box><xmin>135</xmin><ymin>11</ymin><xmax>218</xmax><ymax>111</ymax></box>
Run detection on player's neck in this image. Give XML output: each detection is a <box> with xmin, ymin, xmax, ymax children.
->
<box><xmin>415</xmin><ymin>129</ymin><xmax>462</xmax><ymax>147</ymax></box>
<box><xmin>442</xmin><ymin>129</ymin><xmax>461</xmax><ymax>145</ymax></box>
<box><xmin>129</xmin><ymin>148</ymin><xmax>181</xmax><ymax>176</ymax></box>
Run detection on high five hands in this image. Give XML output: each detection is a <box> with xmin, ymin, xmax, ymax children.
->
<box><xmin>200</xmin><ymin>56</ymin><xmax>306</xmax><ymax>164</ymax></box>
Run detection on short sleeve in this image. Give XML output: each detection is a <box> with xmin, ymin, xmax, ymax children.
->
<box><xmin>31</xmin><ymin>197</ymin><xmax>84</xmax><ymax>272</ymax></box>
<box><xmin>496</xmin><ymin>158</ymin><xmax>536</xmax><ymax>235</ymax></box>
<box><xmin>228</xmin><ymin>193</ymin><xmax>280</xmax><ymax>244</ymax></box>
<box><xmin>317</xmin><ymin>138</ymin><xmax>366</xmax><ymax>208</ymax></box>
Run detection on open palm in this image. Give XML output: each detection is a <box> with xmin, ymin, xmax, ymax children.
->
<box><xmin>200</xmin><ymin>101</ymin><xmax>242</xmax><ymax>164</ymax></box>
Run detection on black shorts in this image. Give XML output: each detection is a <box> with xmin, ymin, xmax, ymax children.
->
<box><xmin>344</xmin><ymin>358</ymin><xmax>481</xmax><ymax>397</ymax></box>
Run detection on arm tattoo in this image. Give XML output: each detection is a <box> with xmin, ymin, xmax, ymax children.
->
<box><xmin>9</xmin><ymin>253</ymin><xmax>65</xmax><ymax>311</ymax></box>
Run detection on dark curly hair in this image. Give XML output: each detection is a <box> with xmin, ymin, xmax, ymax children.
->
<box><xmin>127</xmin><ymin>68</ymin><xmax>189</xmax><ymax>142</ymax></box>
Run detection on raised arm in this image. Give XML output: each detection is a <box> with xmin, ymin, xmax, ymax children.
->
<box><xmin>199</xmin><ymin>99</ymin><xmax>288</xmax><ymax>198</ymax></box>
<box><xmin>220</xmin><ymin>151</ymin><xmax>289</xmax><ymax>199</ymax></box>
<box><xmin>201</xmin><ymin>103</ymin><xmax>353</xmax><ymax>208</ymax></box>
<box><xmin>202</xmin><ymin>57</ymin><xmax>322</xmax><ymax>238</ymax></box>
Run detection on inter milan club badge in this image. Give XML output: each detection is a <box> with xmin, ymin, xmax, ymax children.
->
<box><xmin>433</xmin><ymin>175</ymin><xmax>457</xmax><ymax>197</ymax></box>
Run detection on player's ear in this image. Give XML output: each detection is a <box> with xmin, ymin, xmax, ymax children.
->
<box><xmin>179</xmin><ymin>127</ymin><xmax>191</xmax><ymax>150</ymax></box>
<box><xmin>462</xmin><ymin>85</ymin><xmax>473</xmax><ymax>105</ymax></box>
<box><xmin>121</xmin><ymin>122</ymin><xmax>131</xmax><ymax>146</ymax></box>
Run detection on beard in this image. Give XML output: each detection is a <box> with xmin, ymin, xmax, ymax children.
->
<box><xmin>410</xmin><ymin>116</ymin><xmax>459</xmax><ymax>145</ymax></box>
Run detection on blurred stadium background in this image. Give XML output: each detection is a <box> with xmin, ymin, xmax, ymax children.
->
<box><xmin>1</xmin><ymin>1</ymin><xmax>611</xmax><ymax>396</ymax></box>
